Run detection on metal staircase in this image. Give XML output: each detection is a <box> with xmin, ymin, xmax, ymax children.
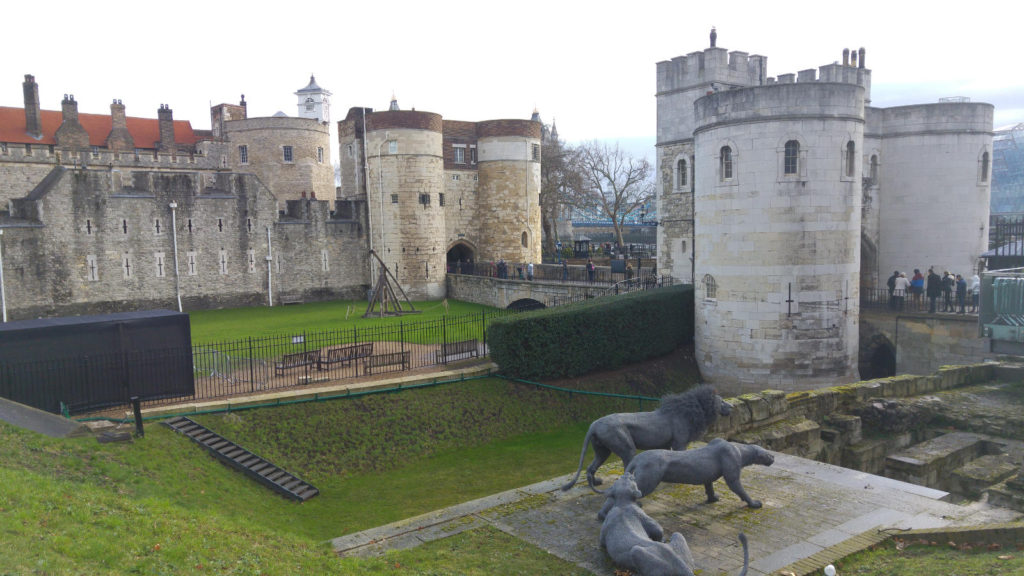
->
<box><xmin>163</xmin><ymin>415</ymin><xmax>319</xmax><ymax>502</ymax></box>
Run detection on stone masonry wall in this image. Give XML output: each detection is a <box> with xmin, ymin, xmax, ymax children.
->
<box><xmin>655</xmin><ymin>141</ymin><xmax>694</xmax><ymax>282</ymax></box>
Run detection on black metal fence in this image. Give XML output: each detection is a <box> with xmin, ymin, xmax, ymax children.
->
<box><xmin>861</xmin><ymin>288</ymin><xmax>976</xmax><ymax>314</ymax></box>
<box><xmin>448</xmin><ymin>260</ymin><xmax>661</xmax><ymax>286</ymax></box>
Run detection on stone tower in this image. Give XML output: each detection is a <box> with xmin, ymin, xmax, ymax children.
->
<box><xmin>296</xmin><ymin>75</ymin><xmax>331</xmax><ymax>124</ymax></box>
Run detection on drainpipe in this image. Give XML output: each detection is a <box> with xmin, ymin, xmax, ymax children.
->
<box><xmin>266</xmin><ymin>225</ymin><xmax>274</xmax><ymax>307</ymax></box>
<box><xmin>168</xmin><ymin>203</ymin><xmax>182</xmax><ymax>312</ymax></box>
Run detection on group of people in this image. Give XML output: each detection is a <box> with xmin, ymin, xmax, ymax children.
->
<box><xmin>887</xmin><ymin>268</ymin><xmax>980</xmax><ymax>314</ymax></box>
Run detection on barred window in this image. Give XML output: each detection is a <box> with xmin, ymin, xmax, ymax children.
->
<box><xmin>239</xmin><ymin>145</ymin><xmax>248</xmax><ymax>165</ymax></box>
<box><xmin>703</xmin><ymin>274</ymin><xmax>717</xmax><ymax>299</ymax></box>
<box><xmin>283</xmin><ymin>146</ymin><xmax>293</xmax><ymax>163</ymax></box>
<box><xmin>784</xmin><ymin>140</ymin><xmax>799</xmax><ymax>175</ymax></box>
<box><xmin>720</xmin><ymin>147</ymin><xmax>733</xmax><ymax>180</ymax></box>
<box><xmin>677</xmin><ymin>158</ymin><xmax>688</xmax><ymax>188</ymax></box>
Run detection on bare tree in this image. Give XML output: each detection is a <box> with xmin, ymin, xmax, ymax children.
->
<box><xmin>539</xmin><ymin>130</ymin><xmax>582</xmax><ymax>255</ymax></box>
<box><xmin>568</xmin><ymin>141</ymin><xmax>654</xmax><ymax>249</ymax></box>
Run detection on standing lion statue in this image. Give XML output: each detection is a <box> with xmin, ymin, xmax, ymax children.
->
<box><xmin>561</xmin><ymin>385</ymin><xmax>732</xmax><ymax>493</ymax></box>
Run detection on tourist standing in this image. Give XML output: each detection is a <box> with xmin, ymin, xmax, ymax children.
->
<box><xmin>956</xmin><ymin>274</ymin><xmax>967</xmax><ymax>314</ymax></box>
<box><xmin>926</xmin><ymin>268</ymin><xmax>942</xmax><ymax>313</ymax></box>
<box><xmin>942</xmin><ymin>271</ymin><xmax>955</xmax><ymax>312</ymax></box>
<box><xmin>893</xmin><ymin>272</ymin><xmax>911</xmax><ymax>311</ymax></box>
<box><xmin>970</xmin><ymin>273</ymin><xmax>981</xmax><ymax>313</ymax></box>
<box><xmin>562</xmin><ymin>259</ymin><xmax>568</xmax><ymax>281</ymax></box>
<box><xmin>910</xmin><ymin>269</ymin><xmax>925</xmax><ymax>308</ymax></box>
<box><xmin>527</xmin><ymin>262</ymin><xmax>534</xmax><ymax>281</ymax></box>
<box><xmin>587</xmin><ymin>258</ymin><xmax>595</xmax><ymax>282</ymax></box>
<box><xmin>887</xmin><ymin>270</ymin><xmax>899</xmax><ymax>309</ymax></box>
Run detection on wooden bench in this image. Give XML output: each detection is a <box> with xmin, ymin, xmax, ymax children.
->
<box><xmin>363</xmin><ymin>351</ymin><xmax>411</xmax><ymax>375</ymax></box>
<box><xmin>274</xmin><ymin>350</ymin><xmax>320</xmax><ymax>376</ymax></box>
<box><xmin>436</xmin><ymin>339</ymin><xmax>480</xmax><ymax>363</ymax></box>
<box><xmin>317</xmin><ymin>343</ymin><xmax>373</xmax><ymax>371</ymax></box>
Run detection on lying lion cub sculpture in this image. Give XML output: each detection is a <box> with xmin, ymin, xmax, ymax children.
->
<box><xmin>600</xmin><ymin>472</ymin><xmax>749</xmax><ymax>576</ymax></box>
<box><xmin>599</xmin><ymin>438</ymin><xmax>774</xmax><ymax>520</ymax></box>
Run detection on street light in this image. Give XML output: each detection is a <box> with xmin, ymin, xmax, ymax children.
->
<box><xmin>0</xmin><ymin>228</ymin><xmax>7</xmax><ymax>322</ymax></box>
<box><xmin>169</xmin><ymin>202</ymin><xmax>182</xmax><ymax>312</ymax></box>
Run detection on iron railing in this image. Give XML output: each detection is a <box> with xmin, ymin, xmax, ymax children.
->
<box><xmin>860</xmin><ymin>288</ymin><xmax>976</xmax><ymax>314</ymax></box>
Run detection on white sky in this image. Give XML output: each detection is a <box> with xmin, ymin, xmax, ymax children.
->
<box><xmin>3</xmin><ymin>0</ymin><xmax>1022</xmax><ymax>153</ymax></box>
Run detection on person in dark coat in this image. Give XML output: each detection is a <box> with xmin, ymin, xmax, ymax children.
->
<box><xmin>955</xmin><ymin>274</ymin><xmax>968</xmax><ymax>314</ymax></box>
<box><xmin>926</xmin><ymin>268</ymin><xmax>942</xmax><ymax>313</ymax></box>
<box><xmin>887</xmin><ymin>271</ymin><xmax>899</xmax><ymax>309</ymax></box>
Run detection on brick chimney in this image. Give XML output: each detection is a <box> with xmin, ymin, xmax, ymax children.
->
<box><xmin>54</xmin><ymin>94</ymin><xmax>90</xmax><ymax>149</ymax></box>
<box><xmin>105</xmin><ymin>99</ymin><xmax>134</xmax><ymax>151</ymax></box>
<box><xmin>22</xmin><ymin>74</ymin><xmax>42</xmax><ymax>139</ymax></box>
<box><xmin>157</xmin><ymin>104</ymin><xmax>175</xmax><ymax>152</ymax></box>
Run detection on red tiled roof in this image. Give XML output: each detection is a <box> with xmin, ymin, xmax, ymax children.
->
<box><xmin>0</xmin><ymin>106</ymin><xmax>197</xmax><ymax>148</ymax></box>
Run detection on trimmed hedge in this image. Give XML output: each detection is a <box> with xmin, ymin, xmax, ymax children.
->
<box><xmin>488</xmin><ymin>284</ymin><xmax>694</xmax><ymax>380</ymax></box>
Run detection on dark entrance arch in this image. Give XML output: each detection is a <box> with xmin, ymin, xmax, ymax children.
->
<box><xmin>859</xmin><ymin>333</ymin><xmax>896</xmax><ymax>380</ymax></box>
<box><xmin>446</xmin><ymin>242</ymin><xmax>475</xmax><ymax>274</ymax></box>
<box><xmin>508</xmin><ymin>298</ymin><xmax>545</xmax><ymax>311</ymax></box>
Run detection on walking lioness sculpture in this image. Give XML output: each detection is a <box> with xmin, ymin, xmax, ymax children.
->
<box><xmin>599</xmin><ymin>472</ymin><xmax>750</xmax><ymax>576</ymax></box>
<box><xmin>562</xmin><ymin>385</ymin><xmax>732</xmax><ymax>492</ymax></box>
<box><xmin>598</xmin><ymin>438</ymin><xmax>774</xmax><ymax>520</ymax></box>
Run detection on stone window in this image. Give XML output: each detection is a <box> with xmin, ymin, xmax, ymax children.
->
<box><xmin>470</xmin><ymin>145</ymin><xmax>477</xmax><ymax>164</ymax></box>
<box><xmin>154</xmin><ymin>219</ymin><xmax>162</xmax><ymax>235</ymax></box>
<box><xmin>321</xmin><ymin>249</ymin><xmax>329</xmax><ymax>272</ymax></box>
<box><xmin>247</xmin><ymin>218</ymin><xmax>252</xmax><ymax>233</ymax></box>
<box><xmin>453</xmin><ymin>145</ymin><xmax>466</xmax><ymax>164</ymax></box>
<box><xmin>784</xmin><ymin>140</ymin><xmax>799</xmax><ymax>175</ymax></box>
<box><xmin>703</xmin><ymin>274</ymin><xmax>717</xmax><ymax>300</ymax></box>
<box><xmin>25</xmin><ymin>143</ymin><xmax>32</xmax><ymax>156</ymax></box>
<box><xmin>531</xmin><ymin>144</ymin><xmax>540</xmax><ymax>161</ymax></box>
<box><xmin>85</xmin><ymin>219</ymin><xmax>92</xmax><ymax>235</ymax></box>
<box><xmin>122</xmin><ymin>219</ymin><xmax>128</xmax><ymax>234</ymax></box>
<box><xmin>676</xmin><ymin>158</ymin><xmax>688</xmax><ymax>189</ymax></box>
<box><xmin>86</xmin><ymin>255</ymin><xmax>99</xmax><ymax>281</ymax></box>
<box><xmin>186</xmin><ymin>251</ymin><xmax>198</xmax><ymax>276</ymax></box>
<box><xmin>439</xmin><ymin>193</ymin><xmax>445</xmax><ymax>207</ymax></box>
<box><xmin>981</xmin><ymin>151</ymin><xmax>990</xmax><ymax>183</ymax></box>
<box><xmin>305</xmin><ymin>97</ymin><xmax>314</xmax><ymax>111</ymax></box>
<box><xmin>122</xmin><ymin>253</ymin><xmax>133</xmax><ymax>280</ymax></box>
<box><xmin>521</xmin><ymin>231</ymin><xmax>528</xmax><ymax>248</ymax></box>
<box><xmin>317</xmin><ymin>147</ymin><xmax>324</xmax><ymax>164</ymax></box>
<box><xmin>219</xmin><ymin>249</ymin><xmax>228</xmax><ymax>275</ymax></box>
<box><xmin>247</xmin><ymin>249</ymin><xmax>256</xmax><ymax>273</ymax></box>
<box><xmin>239</xmin><ymin>145</ymin><xmax>248</xmax><ymax>165</ymax></box>
<box><xmin>419</xmin><ymin>193</ymin><xmax>431</xmax><ymax>206</ymax></box>
<box><xmin>845</xmin><ymin>141</ymin><xmax>856</xmax><ymax>178</ymax></box>
<box><xmin>452</xmin><ymin>174</ymin><xmax>460</xmax><ymax>181</ymax></box>
<box><xmin>870</xmin><ymin>154</ymin><xmax>879</xmax><ymax>184</ymax></box>
<box><xmin>391</xmin><ymin>194</ymin><xmax>399</xmax><ymax>204</ymax></box>
<box><xmin>388</xmin><ymin>141</ymin><xmax>398</xmax><ymax>154</ymax></box>
<box><xmin>217</xmin><ymin>218</ymin><xmax>224</xmax><ymax>232</ymax></box>
<box><xmin>720</xmin><ymin>146</ymin><xmax>733</xmax><ymax>180</ymax></box>
<box><xmin>91</xmin><ymin>146</ymin><xmax>100</xmax><ymax>158</ymax></box>
<box><xmin>0</xmin><ymin>143</ymin><xmax>7</xmax><ymax>155</ymax></box>
<box><xmin>283</xmin><ymin>145</ymin><xmax>293</xmax><ymax>163</ymax></box>
<box><xmin>155</xmin><ymin>252</ymin><xmax>166</xmax><ymax>278</ymax></box>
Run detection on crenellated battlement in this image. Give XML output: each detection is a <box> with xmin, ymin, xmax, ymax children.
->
<box><xmin>656</xmin><ymin>47</ymin><xmax>767</xmax><ymax>94</ymax></box>
<box><xmin>0</xmin><ymin>144</ymin><xmax>213</xmax><ymax>169</ymax></box>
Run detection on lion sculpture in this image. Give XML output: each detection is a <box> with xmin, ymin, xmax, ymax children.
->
<box><xmin>599</xmin><ymin>472</ymin><xmax>749</xmax><ymax>576</ymax></box>
<box><xmin>598</xmin><ymin>438</ymin><xmax>774</xmax><ymax>520</ymax></box>
<box><xmin>561</xmin><ymin>385</ymin><xmax>732</xmax><ymax>492</ymax></box>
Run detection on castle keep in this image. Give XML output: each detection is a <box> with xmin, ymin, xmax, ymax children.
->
<box><xmin>0</xmin><ymin>75</ymin><xmax>542</xmax><ymax>317</ymax></box>
<box><xmin>656</xmin><ymin>32</ymin><xmax>993</xmax><ymax>388</ymax></box>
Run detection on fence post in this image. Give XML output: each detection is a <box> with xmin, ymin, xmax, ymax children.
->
<box><xmin>482</xmin><ymin>310</ymin><xmax>487</xmax><ymax>354</ymax></box>
<box><xmin>248</xmin><ymin>336</ymin><xmax>255</xmax><ymax>394</ymax></box>
<box><xmin>441</xmin><ymin>316</ymin><xmax>448</xmax><ymax>364</ymax></box>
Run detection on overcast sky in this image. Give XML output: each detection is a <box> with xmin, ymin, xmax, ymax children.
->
<box><xmin>4</xmin><ymin>0</ymin><xmax>1021</xmax><ymax>152</ymax></box>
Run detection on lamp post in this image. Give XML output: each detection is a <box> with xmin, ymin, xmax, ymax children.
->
<box><xmin>0</xmin><ymin>229</ymin><xmax>7</xmax><ymax>322</ymax></box>
<box><xmin>168</xmin><ymin>202</ymin><xmax>182</xmax><ymax>312</ymax></box>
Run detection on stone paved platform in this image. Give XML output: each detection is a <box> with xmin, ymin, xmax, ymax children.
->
<box><xmin>334</xmin><ymin>451</ymin><xmax>1022</xmax><ymax>575</ymax></box>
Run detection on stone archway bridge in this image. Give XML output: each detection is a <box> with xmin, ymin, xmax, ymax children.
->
<box><xmin>446</xmin><ymin>273</ymin><xmax>666</xmax><ymax>310</ymax></box>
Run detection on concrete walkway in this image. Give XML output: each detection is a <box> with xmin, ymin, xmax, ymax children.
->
<box><xmin>333</xmin><ymin>451</ymin><xmax>1022</xmax><ymax>575</ymax></box>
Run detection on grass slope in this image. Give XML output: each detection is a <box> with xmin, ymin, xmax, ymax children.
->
<box><xmin>188</xmin><ymin>300</ymin><xmax>497</xmax><ymax>343</ymax></box>
<box><xmin>0</xmin><ymin>359</ymin><xmax>699</xmax><ymax>574</ymax></box>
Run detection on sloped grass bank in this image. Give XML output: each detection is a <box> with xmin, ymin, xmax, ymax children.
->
<box><xmin>0</xmin><ymin>365</ymin><xmax>698</xmax><ymax>574</ymax></box>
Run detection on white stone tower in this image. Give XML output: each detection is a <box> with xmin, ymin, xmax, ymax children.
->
<box><xmin>295</xmin><ymin>75</ymin><xmax>331</xmax><ymax>123</ymax></box>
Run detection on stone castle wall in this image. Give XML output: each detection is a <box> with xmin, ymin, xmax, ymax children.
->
<box><xmin>692</xmin><ymin>82</ymin><xmax>865</xmax><ymax>388</ymax></box>
<box><xmin>221</xmin><ymin>116</ymin><xmax>333</xmax><ymax>202</ymax></box>
<box><xmin>0</xmin><ymin>167</ymin><xmax>367</xmax><ymax>320</ymax></box>
<box><xmin>655</xmin><ymin>141</ymin><xmax>694</xmax><ymax>283</ymax></box>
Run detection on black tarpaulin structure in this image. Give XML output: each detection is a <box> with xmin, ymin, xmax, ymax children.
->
<box><xmin>0</xmin><ymin>310</ymin><xmax>194</xmax><ymax>415</ymax></box>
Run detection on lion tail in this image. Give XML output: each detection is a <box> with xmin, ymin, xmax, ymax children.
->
<box><xmin>736</xmin><ymin>532</ymin><xmax>749</xmax><ymax>576</ymax></box>
<box><xmin>559</xmin><ymin>425</ymin><xmax>594</xmax><ymax>492</ymax></box>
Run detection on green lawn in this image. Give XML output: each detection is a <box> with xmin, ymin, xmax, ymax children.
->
<box><xmin>835</xmin><ymin>538</ymin><xmax>1024</xmax><ymax>575</ymax></box>
<box><xmin>188</xmin><ymin>299</ymin><xmax>500</xmax><ymax>344</ymax></box>
<box><xmin>0</xmin><ymin>376</ymin><xmax>668</xmax><ymax>574</ymax></box>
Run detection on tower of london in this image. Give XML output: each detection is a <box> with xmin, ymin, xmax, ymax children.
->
<box><xmin>656</xmin><ymin>31</ymin><xmax>993</xmax><ymax>389</ymax></box>
<box><xmin>0</xmin><ymin>75</ymin><xmax>542</xmax><ymax>318</ymax></box>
